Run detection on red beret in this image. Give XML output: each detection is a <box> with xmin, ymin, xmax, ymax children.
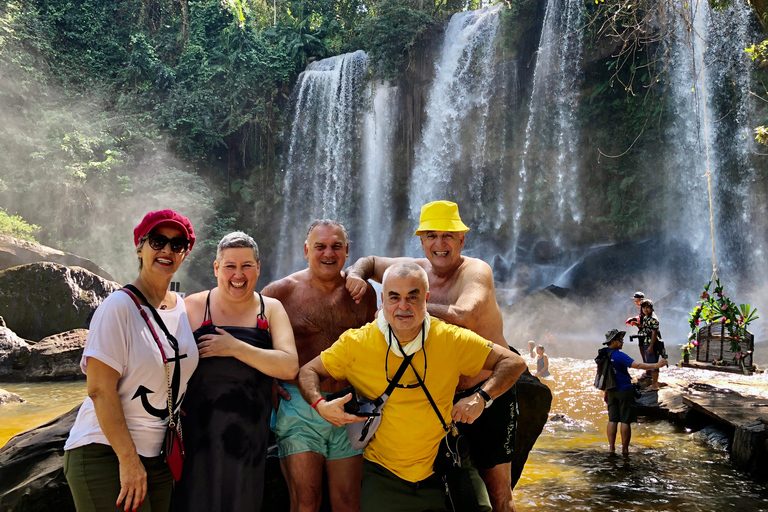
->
<box><xmin>133</xmin><ymin>210</ymin><xmax>196</xmax><ymax>252</ymax></box>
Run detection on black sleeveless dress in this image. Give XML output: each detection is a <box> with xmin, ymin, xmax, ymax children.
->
<box><xmin>174</xmin><ymin>292</ymin><xmax>273</xmax><ymax>512</ymax></box>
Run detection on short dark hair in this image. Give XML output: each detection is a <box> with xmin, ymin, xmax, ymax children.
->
<box><xmin>640</xmin><ymin>299</ymin><xmax>654</xmax><ymax>311</ymax></box>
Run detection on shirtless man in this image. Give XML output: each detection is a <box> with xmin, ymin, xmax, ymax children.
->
<box><xmin>345</xmin><ymin>200</ymin><xmax>519</xmax><ymax>512</ymax></box>
<box><xmin>263</xmin><ymin>219</ymin><xmax>377</xmax><ymax>512</ymax></box>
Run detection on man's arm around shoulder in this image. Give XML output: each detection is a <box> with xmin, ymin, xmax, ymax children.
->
<box><xmin>345</xmin><ymin>255</ymin><xmax>409</xmax><ymax>303</ymax></box>
<box><xmin>451</xmin><ymin>344</ymin><xmax>526</xmax><ymax>424</ymax></box>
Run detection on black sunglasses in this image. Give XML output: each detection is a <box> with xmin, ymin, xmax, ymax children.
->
<box><xmin>142</xmin><ymin>234</ymin><xmax>189</xmax><ymax>254</ymax></box>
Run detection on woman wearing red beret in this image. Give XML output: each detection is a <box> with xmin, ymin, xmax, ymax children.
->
<box><xmin>64</xmin><ymin>210</ymin><xmax>199</xmax><ymax>512</ymax></box>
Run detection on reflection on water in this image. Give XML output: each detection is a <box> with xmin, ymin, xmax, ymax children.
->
<box><xmin>515</xmin><ymin>357</ymin><xmax>768</xmax><ymax>511</ymax></box>
<box><xmin>2</xmin><ymin>360</ymin><xmax>768</xmax><ymax>510</ymax></box>
<box><xmin>0</xmin><ymin>381</ymin><xmax>86</xmax><ymax>447</ymax></box>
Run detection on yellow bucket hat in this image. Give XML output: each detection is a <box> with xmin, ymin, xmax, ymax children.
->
<box><xmin>414</xmin><ymin>201</ymin><xmax>470</xmax><ymax>235</ymax></box>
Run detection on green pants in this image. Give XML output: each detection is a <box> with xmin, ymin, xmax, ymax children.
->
<box><xmin>64</xmin><ymin>444</ymin><xmax>173</xmax><ymax>512</ymax></box>
<box><xmin>361</xmin><ymin>459</ymin><xmax>491</xmax><ymax>512</ymax></box>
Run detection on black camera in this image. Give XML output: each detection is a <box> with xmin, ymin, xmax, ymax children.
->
<box><xmin>325</xmin><ymin>386</ymin><xmax>379</xmax><ymax>417</ymax></box>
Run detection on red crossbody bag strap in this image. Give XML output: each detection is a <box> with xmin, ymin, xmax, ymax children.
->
<box><xmin>120</xmin><ymin>288</ymin><xmax>169</xmax><ymax>363</ymax></box>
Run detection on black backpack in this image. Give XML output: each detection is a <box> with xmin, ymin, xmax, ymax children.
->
<box><xmin>594</xmin><ymin>348</ymin><xmax>618</xmax><ymax>391</ymax></box>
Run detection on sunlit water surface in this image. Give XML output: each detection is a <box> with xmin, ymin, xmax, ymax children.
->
<box><xmin>514</xmin><ymin>357</ymin><xmax>768</xmax><ymax>511</ymax></box>
<box><xmin>2</xmin><ymin>359</ymin><xmax>768</xmax><ymax>510</ymax></box>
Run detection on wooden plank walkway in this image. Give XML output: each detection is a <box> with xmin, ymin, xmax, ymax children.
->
<box><xmin>682</xmin><ymin>391</ymin><xmax>768</xmax><ymax>428</ymax></box>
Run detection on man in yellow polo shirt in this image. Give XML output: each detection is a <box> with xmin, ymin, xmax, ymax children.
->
<box><xmin>298</xmin><ymin>262</ymin><xmax>526</xmax><ymax>512</ymax></box>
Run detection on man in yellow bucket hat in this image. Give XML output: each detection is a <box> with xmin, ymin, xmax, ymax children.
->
<box><xmin>345</xmin><ymin>200</ymin><xmax>520</xmax><ymax>512</ymax></box>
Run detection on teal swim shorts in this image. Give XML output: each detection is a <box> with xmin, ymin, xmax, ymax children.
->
<box><xmin>271</xmin><ymin>384</ymin><xmax>364</xmax><ymax>460</ymax></box>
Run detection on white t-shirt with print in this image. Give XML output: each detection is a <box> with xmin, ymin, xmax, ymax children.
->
<box><xmin>64</xmin><ymin>290</ymin><xmax>199</xmax><ymax>457</ymax></box>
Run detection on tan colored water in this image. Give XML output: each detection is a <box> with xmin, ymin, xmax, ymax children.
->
<box><xmin>2</xmin><ymin>359</ymin><xmax>768</xmax><ymax>509</ymax></box>
<box><xmin>0</xmin><ymin>381</ymin><xmax>86</xmax><ymax>447</ymax></box>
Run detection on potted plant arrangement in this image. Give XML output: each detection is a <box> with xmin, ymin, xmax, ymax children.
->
<box><xmin>683</xmin><ymin>279</ymin><xmax>758</xmax><ymax>370</ymax></box>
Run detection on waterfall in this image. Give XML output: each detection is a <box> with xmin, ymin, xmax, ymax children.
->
<box><xmin>406</xmin><ymin>6</ymin><xmax>506</xmax><ymax>254</ymax></box>
<box><xmin>274</xmin><ymin>50</ymin><xmax>399</xmax><ymax>276</ymax></box>
<box><xmin>360</xmin><ymin>82</ymin><xmax>398</xmax><ymax>256</ymax></box>
<box><xmin>514</xmin><ymin>0</ymin><xmax>585</xmax><ymax>256</ymax></box>
<box><xmin>666</xmin><ymin>0</ymin><xmax>766</xmax><ymax>289</ymax></box>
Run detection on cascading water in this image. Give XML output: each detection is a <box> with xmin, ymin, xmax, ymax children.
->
<box><xmin>273</xmin><ymin>3</ymin><xmax>768</xmax><ymax>325</ymax></box>
<box><xmin>406</xmin><ymin>6</ymin><xmax>508</xmax><ymax>254</ymax></box>
<box><xmin>360</xmin><ymin>82</ymin><xmax>398</xmax><ymax>256</ymax></box>
<box><xmin>666</xmin><ymin>0</ymin><xmax>767</xmax><ymax>291</ymax></box>
<box><xmin>275</xmin><ymin>50</ymin><xmax>398</xmax><ymax>276</ymax></box>
<box><xmin>703</xmin><ymin>1</ymin><xmax>767</xmax><ymax>288</ymax></box>
<box><xmin>514</xmin><ymin>0</ymin><xmax>585</xmax><ymax>256</ymax></box>
<box><xmin>275</xmin><ymin>51</ymin><xmax>368</xmax><ymax>276</ymax></box>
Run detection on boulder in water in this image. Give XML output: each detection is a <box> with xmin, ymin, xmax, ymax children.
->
<box><xmin>0</xmin><ymin>235</ymin><xmax>114</xmax><ymax>282</ymax></box>
<box><xmin>0</xmin><ymin>326</ymin><xmax>32</xmax><ymax>380</ymax></box>
<box><xmin>0</xmin><ymin>388</ymin><xmax>25</xmax><ymax>404</ymax></box>
<box><xmin>0</xmin><ymin>405</ymin><xmax>80</xmax><ymax>512</ymax></box>
<box><xmin>0</xmin><ymin>262</ymin><xmax>119</xmax><ymax>341</ymax></box>
<box><xmin>25</xmin><ymin>330</ymin><xmax>87</xmax><ymax>381</ymax></box>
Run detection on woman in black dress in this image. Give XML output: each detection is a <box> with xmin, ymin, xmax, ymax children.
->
<box><xmin>176</xmin><ymin>232</ymin><xmax>298</xmax><ymax>511</ymax></box>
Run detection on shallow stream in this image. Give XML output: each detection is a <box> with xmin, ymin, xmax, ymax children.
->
<box><xmin>2</xmin><ymin>358</ymin><xmax>768</xmax><ymax>510</ymax></box>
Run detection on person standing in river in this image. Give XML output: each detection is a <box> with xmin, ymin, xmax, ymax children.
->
<box><xmin>601</xmin><ymin>329</ymin><xmax>667</xmax><ymax>455</ymax></box>
<box><xmin>263</xmin><ymin>219</ymin><xmax>378</xmax><ymax>512</ymax></box>
<box><xmin>176</xmin><ymin>232</ymin><xmax>299</xmax><ymax>512</ymax></box>
<box><xmin>345</xmin><ymin>200</ymin><xmax>520</xmax><ymax>512</ymax></box>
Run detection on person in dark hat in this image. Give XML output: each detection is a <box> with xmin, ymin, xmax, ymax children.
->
<box><xmin>602</xmin><ymin>329</ymin><xmax>667</xmax><ymax>455</ymax></box>
<box><xmin>626</xmin><ymin>291</ymin><xmax>649</xmax><ymax>370</ymax></box>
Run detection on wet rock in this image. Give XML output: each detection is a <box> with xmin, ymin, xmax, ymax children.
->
<box><xmin>0</xmin><ymin>405</ymin><xmax>79</xmax><ymax>512</ymax></box>
<box><xmin>0</xmin><ymin>262</ymin><xmax>119</xmax><ymax>341</ymax></box>
<box><xmin>731</xmin><ymin>420</ymin><xmax>767</xmax><ymax>478</ymax></box>
<box><xmin>555</xmin><ymin>238</ymin><xmax>693</xmax><ymax>296</ymax></box>
<box><xmin>25</xmin><ymin>330</ymin><xmax>87</xmax><ymax>380</ymax></box>
<box><xmin>694</xmin><ymin>425</ymin><xmax>731</xmax><ymax>452</ymax></box>
<box><xmin>0</xmin><ymin>235</ymin><xmax>114</xmax><ymax>282</ymax></box>
<box><xmin>0</xmin><ymin>326</ymin><xmax>32</xmax><ymax>380</ymax></box>
<box><xmin>0</xmin><ymin>388</ymin><xmax>25</xmax><ymax>404</ymax></box>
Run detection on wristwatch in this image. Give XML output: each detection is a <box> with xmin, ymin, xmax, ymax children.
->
<box><xmin>476</xmin><ymin>388</ymin><xmax>493</xmax><ymax>409</ymax></box>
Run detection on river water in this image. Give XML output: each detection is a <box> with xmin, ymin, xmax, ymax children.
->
<box><xmin>2</xmin><ymin>359</ymin><xmax>768</xmax><ymax>510</ymax></box>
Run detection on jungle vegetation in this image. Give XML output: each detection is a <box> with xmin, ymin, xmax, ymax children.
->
<box><xmin>0</xmin><ymin>0</ymin><xmax>766</xmax><ymax>284</ymax></box>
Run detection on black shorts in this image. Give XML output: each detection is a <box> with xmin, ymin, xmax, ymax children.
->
<box><xmin>454</xmin><ymin>382</ymin><xmax>517</xmax><ymax>470</ymax></box>
<box><xmin>606</xmin><ymin>389</ymin><xmax>637</xmax><ymax>424</ymax></box>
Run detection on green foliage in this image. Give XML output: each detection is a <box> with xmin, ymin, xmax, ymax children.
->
<box><xmin>745</xmin><ymin>40</ymin><xmax>768</xmax><ymax>61</ymax></box>
<box><xmin>580</xmin><ymin>53</ymin><xmax>667</xmax><ymax>241</ymax></box>
<box><xmin>350</xmin><ymin>0</ymin><xmax>435</xmax><ymax>80</ymax></box>
<box><xmin>499</xmin><ymin>0</ymin><xmax>537</xmax><ymax>57</ymax></box>
<box><xmin>0</xmin><ymin>209</ymin><xmax>40</xmax><ymax>242</ymax></box>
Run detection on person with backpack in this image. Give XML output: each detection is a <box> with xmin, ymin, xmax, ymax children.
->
<box><xmin>598</xmin><ymin>329</ymin><xmax>667</xmax><ymax>455</ymax></box>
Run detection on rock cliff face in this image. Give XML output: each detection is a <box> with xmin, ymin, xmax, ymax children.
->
<box><xmin>0</xmin><ymin>262</ymin><xmax>118</xmax><ymax>341</ymax></box>
<box><xmin>0</xmin><ymin>235</ymin><xmax>114</xmax><ymax>281</ymax></box>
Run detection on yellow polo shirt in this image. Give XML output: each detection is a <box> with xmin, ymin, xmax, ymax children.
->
<box><xmin>320</xmin><ymin>317</ymin><xmax>493</xmax><ymax>482</ymax></box>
